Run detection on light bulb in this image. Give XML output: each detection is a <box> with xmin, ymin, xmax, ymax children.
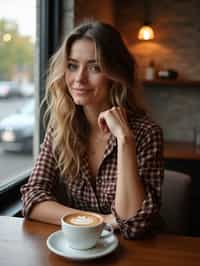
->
<box><xmin>138</xmin><ymin>25</ymin><xmax>155</xmax><ymax>41</ymax></box>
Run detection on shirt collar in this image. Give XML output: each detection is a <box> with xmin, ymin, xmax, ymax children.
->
<box><xmin>103</xmin><ymin>133</ymin><xmax>117</xmax><ymax>159</ymax></box>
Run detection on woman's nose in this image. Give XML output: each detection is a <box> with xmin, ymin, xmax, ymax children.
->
<box><xmin>75</xmin><ymin>67</ymin><xmax>88</xmax><ymax>83</ymax></box>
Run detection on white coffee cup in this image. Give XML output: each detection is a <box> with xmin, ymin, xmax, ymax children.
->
<box><xmin>61</xmin><ymin>212</ymin><xmax>113</xmax><ymax>250</ymax></box>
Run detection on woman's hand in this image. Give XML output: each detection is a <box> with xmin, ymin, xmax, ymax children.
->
<box><xmin>102</xmin><ymin>213</ymin><xmax>119</xmax><ymax>230</ymax></box>
<box><xmin>98</xmin><ymin>106</ymin><xmax>132</xmax><ymax>140</ymax></box>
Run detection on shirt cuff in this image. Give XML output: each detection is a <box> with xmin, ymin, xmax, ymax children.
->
<box><xmin>111</xmin><ymin>191</ymin><xmax>158</xmax><ymax>239</ymax></box>
<box><xmin>21</xmin><ymin>191</ymin><xmax>57</xmax><ymax>218</ymax></box>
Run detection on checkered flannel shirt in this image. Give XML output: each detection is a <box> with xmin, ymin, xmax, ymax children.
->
<box><xmin>21</xmin><ymin>112</ymin><xmax>164</xmax><ymax>239</ymax></box>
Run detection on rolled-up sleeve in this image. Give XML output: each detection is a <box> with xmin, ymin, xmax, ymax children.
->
<box><xmin>111</xmin><ymin>124</ymin><xmax>164</xmax><ymax>239</ymax></box>
<box><xmin>21</xmin><ymin>127</ymin><xmax>59</xmax><ymax>217</ymax></box>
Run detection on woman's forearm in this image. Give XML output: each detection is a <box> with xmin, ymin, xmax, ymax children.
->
<box><xmin>29</xmin><ymin>201</ymin><xmax>119</xmax><ymax>230</ymax></box>
<box><xmin>115</xmin><ymin>135</ymin><xmax>145</xmax><ymax>219</ymax></box>
<box><xmin>29</xmin><ymin>200</ymin><xmax>120</xmax><ymax>231</ymax></box>
<box><xmin>29</xmin><ymin>201</ymin><xmax>83</xmax><ymax>225</ymax></box>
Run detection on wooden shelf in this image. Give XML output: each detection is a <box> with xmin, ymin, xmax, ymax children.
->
<box><xmin>143</xmin><ymin>79</ymin><xmax>200</xmax><ymax>87</ymax></box>
<box><xmin>164</xmin><ymin>142</ymin><xmax>200</xmax><ymax>160</ymax></box>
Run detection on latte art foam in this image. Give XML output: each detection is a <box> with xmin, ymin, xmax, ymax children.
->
<box><xmin>63</xmin><ymin>212</ymin><xmax>102</xmax><ymax>227</ymax></box>
<box><xmin>70</xmin><ymin>215</ymin><xmax>93</xmax><ymax>225</ymax></box>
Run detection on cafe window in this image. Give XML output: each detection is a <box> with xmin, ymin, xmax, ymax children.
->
<box><xmin>0</xmin><ymin>0</ymin><xmax>36</xmax><ymax>189</ymax></box>
<box><xmin>0</xmin><ymin>0</ymin><xmax>63</xmax><ymax>215</ymax></box>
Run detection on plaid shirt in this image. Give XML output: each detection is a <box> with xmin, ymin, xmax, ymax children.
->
<box><xmin>21</xmin><ymin>112</ymin><xmax>164</xmax><ymax>239</ymax></box>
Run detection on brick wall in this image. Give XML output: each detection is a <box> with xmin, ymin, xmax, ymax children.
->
<box><xmin>144</xmin><ymin>85</ymin><xmax>200</xmax><ymax>142</ymax></box>
<box><xmin>115</xmin><ymin>0</ymin><xmax>200</xmax><ymax>142</ymax></box>
<box><xmin>115</xmin><ymin>0</ymin><xmax>200</xmax><ymax>80</ymax></box>
<box><xmin>75</xmin><ymin>0</ymin><xmax>115</xmax><ymax>25</ymax></box>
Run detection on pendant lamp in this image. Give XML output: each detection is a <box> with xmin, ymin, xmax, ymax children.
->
<box><xmin>138</xmin><ymin>0</ymin><xmax>155</xmax><ymax>41</ymax></box>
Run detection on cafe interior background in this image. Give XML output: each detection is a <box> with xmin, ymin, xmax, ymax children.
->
<box><xmin>1</xmin><ymin>0</ymin><xmax>200</xmax><ymax>237</ymax></box>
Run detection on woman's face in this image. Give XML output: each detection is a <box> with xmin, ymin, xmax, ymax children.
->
<box><xmin>65</xmin><ymin>38</ymin><xmax>110</xmax><ymax>109</ymax></box>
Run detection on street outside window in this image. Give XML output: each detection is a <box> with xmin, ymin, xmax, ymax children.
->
<box><xmin>0</xmin><ymin>0</ymin><xmax>36</xmax><ymax>187</ymax></box>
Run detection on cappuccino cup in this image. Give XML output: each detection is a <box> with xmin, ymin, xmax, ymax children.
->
<box><xmin>61</xmin><ymin>212</ymin><xmax>113</xmax><ymax>250</ymax></box>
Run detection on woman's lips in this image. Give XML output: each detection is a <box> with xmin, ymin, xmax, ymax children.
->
<box><xmin>73</xmin><ymin>88</ymin><xmax>92</xmax><ymax>95</ymax></box>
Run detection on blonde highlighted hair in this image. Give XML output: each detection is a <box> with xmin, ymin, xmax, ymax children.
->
<box><xmin>44</xmin><ymin>20</ymin><xmax>145</xmax><ymax>179</ymax></box>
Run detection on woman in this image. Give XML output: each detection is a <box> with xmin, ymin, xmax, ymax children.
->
<box><xmin>21</xmin><ymin>21</ymin><xmax>164</xmax><ymax>239</ymax></box>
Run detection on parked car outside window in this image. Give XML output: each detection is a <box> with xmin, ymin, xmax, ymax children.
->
<box><xmin>0</xmin><ymin>81</ymin><xmax>34</xmax><ymax>98</ymax></box>
<box><xmin>0</xmin><ymin>81</ymin><xmax>21</xmax><ymax>98</ymax></box>
<box><xmin>19</xmin><ymin>82</ymin><xmax>35</xmax><ymax>97</ymax></box>
<box><xmin>0</xmin><ymin>98</ymin><xmax>34</xmax><ymax>152</ymax></box>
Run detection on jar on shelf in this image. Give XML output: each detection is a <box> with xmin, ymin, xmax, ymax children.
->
<box><xmin>145</xmin><ymin>60</ymin><xmax>156</xmax><ymax>80</ymax></box>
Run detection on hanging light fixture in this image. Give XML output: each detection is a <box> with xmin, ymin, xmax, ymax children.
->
<box><xmin>138</xmin><ymin>0</ymin><xmax>155</xmax><ymax>41</ymax></box>
<box><xmin>138</xmin><ymin>25</ymin><xmax>154</xmax><ymax>40</ymax></box>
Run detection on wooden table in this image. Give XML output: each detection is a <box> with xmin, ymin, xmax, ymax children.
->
<box><xmin>164</xmin><ymin>141</ymin><xmax>200</xmax><ymax>160</ymax></box>
<box><xmin>1</xmin><ymin>216</ymin><xmax>200</xmax><ymax>266</ymax></box>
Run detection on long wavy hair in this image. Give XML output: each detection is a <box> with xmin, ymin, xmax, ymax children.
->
<box><xmin>44</xmin><ymin>20</ymin><xmax>145</xmax><ymax>179</ymax></box>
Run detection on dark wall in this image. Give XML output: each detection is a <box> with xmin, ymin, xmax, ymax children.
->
<box><xmin>115</xmin><ymin>0</ymin><xmax>200</xmax><ymax>80</ymax></box>
<box><xmin>114</xmin><ymin>0</ymin><xmax>200</xmax><ymax>143</ymax></box>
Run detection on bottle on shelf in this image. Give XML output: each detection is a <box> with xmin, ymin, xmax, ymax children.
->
<box><xmin>145</xmin><ymin>60</ymin><xmax>156</xmax><ymax>80</ymax></box>
<box><xmin>157</xmin><ymin>69</ymin><xmax>178</xmax><ymax>79</ymax></box>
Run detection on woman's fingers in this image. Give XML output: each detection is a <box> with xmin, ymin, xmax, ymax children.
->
<box><xmin>98</xmin><ymin>106</ymin><xmax>128</xmax><ymax>136</ymax></box>
<box><xmin>102</xmin><ymin>213</ymin><xmax>119</xmax><ymax>230</ymax></box>
<box><xmin>98</xmin><ymin>116</ymin><xmax>110</xmax><ymax>133</ymax></box>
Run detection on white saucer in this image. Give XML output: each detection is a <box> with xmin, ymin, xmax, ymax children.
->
<box><xmin>47</xmin><ymin>229</ymin><xmax>119</xmax><ymax>261</ymax></box>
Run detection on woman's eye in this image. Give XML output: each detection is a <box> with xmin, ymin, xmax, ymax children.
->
<box><xmin>88</xmin><ymin>64</ymin><xmax>101</xmax><ymax>73</ymax></box>
<box><xmin>67</xmin><ymin>63</ymin><xmax>78</xmax><ymax>71</ymax></box>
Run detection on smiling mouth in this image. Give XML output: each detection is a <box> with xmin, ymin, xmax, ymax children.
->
<box><xmin>73</xmin><ymin>88</ymin><xmax>92</xmax><ymax>94</ymax></box>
